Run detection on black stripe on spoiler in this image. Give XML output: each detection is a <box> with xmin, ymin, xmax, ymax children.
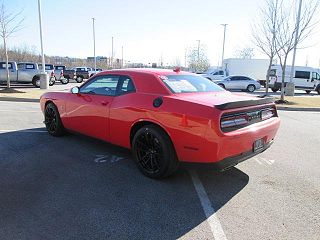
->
<box><xmin>215</xmin><ymin>97</ymin><xmax>275</xmax><ymax>110</ymax></box>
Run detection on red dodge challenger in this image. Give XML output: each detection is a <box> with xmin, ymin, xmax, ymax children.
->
<box><xmin>40</xmin><ymin>68</ymin><xmax>280</xmax><ymax>178</ymax></box>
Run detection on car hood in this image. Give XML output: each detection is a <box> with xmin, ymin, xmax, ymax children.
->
<box><xmin>168</xmin><ymin>91</ymin><xmax>273</xmax><ymax>109</ymax></box>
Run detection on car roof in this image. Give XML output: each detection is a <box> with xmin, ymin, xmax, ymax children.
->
<box><xmin>94</xmin><ymin>68</ymin><xmax>195</xmax><ymax>95</ymax></box>
<box><xmin>227</xmin><ymin>75</ymin><xmax>251</xmax><ymax>78</ymax></box>
<box><xmin>99</xmin><ymin>68</ymin><xmax>193</xmax><ymax>76</ymax></box>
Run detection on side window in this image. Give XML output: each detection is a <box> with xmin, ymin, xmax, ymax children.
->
<box><xmin>219</xmin><ymin>70</ymin><xmax>224</xmax><ymax>75</ymax></box>
<box><xmin>295</xmin><ymin>71</ymin><xmax>310</xmax><ymax>79</ymax></box>
<box><xmin>118</xmin><ymin>77</ymin><xmax>135</xmax><ymax>95</ymax></box>
<box><xmin>213</xmin><ymin>72</ymin><xmax>219</xmax><ymax>75</ymax></box>
<box><xmin>80</xmin><ymin>75</ymin><xmax>119</xmax><ymax>96</ymax></box>
<box><xmin>270</xmin><ymin>69</ymin><xmax>276</xmax><ymax>76</ymax></box>
<box><xmin>312</xmin><ymin>72</ymin><xmax>320</xmax><ymax>80</ymax></box>
<box><xmin>243</xmin><ymin>77</ymin><xmax>251</xmax><ymax>80</ymax></box>
<box><xmin>17</xmin><ymin>63</ymin><xmax>24</xmax><ymax>70</ymax></box>
<box><xmin>230</xmin><ymin>76</ymin><xmax>239</xmax><ymax>81</ymax></box>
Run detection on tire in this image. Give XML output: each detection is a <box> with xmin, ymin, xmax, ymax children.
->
<box><xmin>76</xmin><ymin>76</ymin><xmax>84</xmax><ymax>83</ymax></box>
<box><xmin>44</xmin><ymin>102</ymin><xmax>65</xmax><ymax>136</ymax></box>
<box><xmin>49</xmin><ymin>77</ymin><xmax>55</xmax><ymax>86</ymax></box>
<box><xmin>247</xmin><ymin>84</ymin><xmax>256</xmax><ymax>92</ymax></box>
<box><xmin>132</xmin><ymin>125</ymin><xmax>179</xmax><ymax>178</ymax></box>
<box><xmin>271</xmin><ymin>87</ymin><xmax>279</xmax><ymax>92</ymax></box>
<box><xmin>218</xmin><ymin>84</ymin><xmax>225</xmax><ymax>89</ymax></box>
<box><xmin>60</xmin><ymin>77</ymin><xmax>69</xmax><ymax>84</ymax></box>
<box><xmin>305</xmin><ymin>90</ymin><xmax>311</xmax><ymax>94</ymax></box>
<box><xmin>317</xmin><ymin>88</ymin><xmax>320</xmax><ymax>95</ymax></box>
<box><xmin>32</xmin><ymin>76</ymin><xmax>40</xmax><ymax>88</ymax></box>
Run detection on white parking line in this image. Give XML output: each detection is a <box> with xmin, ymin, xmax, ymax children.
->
<box><xmin>189</xmin><ymin>169</ymin><xmax>228</xmax><ymax>240</ymax></box>
<box><xmin>255</xmin><ymin>159</ymin><xmax>262</xmax><ymax>165</ymax></box>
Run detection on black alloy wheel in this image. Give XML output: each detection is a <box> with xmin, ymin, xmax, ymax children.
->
<box><xmin>44</xmin><ymin>103</ymin><xmax>65</xmax><ymax>136</ymax></box>
<box><xmin>132</xmin><ymin>125</ymin><xmax>179</xmax><ymax>178</ymax></box>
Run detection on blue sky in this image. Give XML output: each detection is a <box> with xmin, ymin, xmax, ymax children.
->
<box><xmin>4</xmin><ymin>0</ymin><xmax>320</xmax><ymax>67</ymax></box>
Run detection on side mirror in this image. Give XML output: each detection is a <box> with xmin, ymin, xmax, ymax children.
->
<box><xmin>71</xmin><ymin>86</ymin><xmax>79</xmax><ymax>94</ymax></box>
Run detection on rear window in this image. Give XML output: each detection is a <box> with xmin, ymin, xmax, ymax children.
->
<box><xmin>39</xmin><ymin>64</ymin><xmax>54</xmax><ymax>70</ymax></box>
<box><xmin>55</xmin><ymin>66</ymin><xmax>65</xmax><ymax>70</ymax></box>
<box><xmin>0</xmin><ymin>63</ymin><xmax>13</xmax><ymax>69</ymax></box>
<box><xmin>162</xmin><ymin>74</ymin><xmax>224</xmax><ymax>93</ymax></box>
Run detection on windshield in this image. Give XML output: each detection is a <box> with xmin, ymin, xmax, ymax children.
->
<box><xmin>162</xmin><ymin>74</ymin><xmax>224</xmax><ymax>93</ymax></box>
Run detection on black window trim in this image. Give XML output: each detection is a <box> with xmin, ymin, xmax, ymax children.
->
<box><xmin>79</xmin><ymin>74</ymin><xmax>136</xmax><ymax>97</ymax></box>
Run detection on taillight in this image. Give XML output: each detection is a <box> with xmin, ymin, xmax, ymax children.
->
<box><xmin>220</xmin><ymin>107</ymin><xmax>277</xmax><ymax>132</ymax></box>
<box><xmin>221</xmin><ymin>114</ymin><xmax>248</xmax><ymax>129</ymax></box>
<box><xmin>261</xmin><ymin>108</ymin><xmax>276</xmax><ymax>121</ymax></box>
<box><xmin>51</xmin><ymin>71</ymin><xmax>54</xmax><ymax>77</ymax></box>
<box><xmin>61</xmin><ymin>70</ymin><xmax>64</xmax><ymax>76</ymax></box>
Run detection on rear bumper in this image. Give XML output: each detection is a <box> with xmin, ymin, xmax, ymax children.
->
<box><xmin>211</xmin><ymin>140</ymin><xmax>273</xmax><ymax>170</ymax></box>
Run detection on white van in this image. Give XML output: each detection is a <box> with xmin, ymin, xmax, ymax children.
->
<box><xmin>269</xmin><ymin>65</ymin><xmax>320</xmax><ymax>94</ymax></box>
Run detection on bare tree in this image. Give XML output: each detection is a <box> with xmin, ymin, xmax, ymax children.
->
<box><xmin>187</xmin><ymin>44</ymin><xmax>210</xmax><ymax>72</ymax></box>
<box><xmin>252</xmin><ymin>0</ymin><xmax>281</xmax><ymax>96</ymax></box>
<box><xmin>0</xmin><ymin>2</ymin><xmax>24</xmax><ymax>88</ymax></box>
<box><xmin>235</xmin><ymin>47</ymin><xmax>255</xmax><ymax>59</ymax></box>
<box><xmin>276</xmin><ymin>0</ymin><xmax>319</xmax><ymax>101</ymax></box>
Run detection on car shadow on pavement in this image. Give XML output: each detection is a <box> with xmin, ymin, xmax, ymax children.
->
<box><xmin>0</xmin><ymin>128</ymin><xmax>249</xmax><ymax>240</ymax></box>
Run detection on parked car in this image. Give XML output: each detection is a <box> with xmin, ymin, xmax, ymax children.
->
<box><xmin>54</xmin><ymin>65</ymin><xmax>69</xmax><ymax>84</ymax></box>
<box><xmin>73</xmin><ymin>67</ymin><xmax>90</xmax><ymax>82</ymax></box>
<box><xmin>38</xmin><ymin>63</ymin><xmax>56</xmax><ymax>85</ymax></box>
<box><xmin>0</xmin><ymin>61</ymin><xmax>54</xmax><ymax>87</ymax></box>
<box><xmin>40</xmin><ymin>68</ymin><xmax>280</xmax><ymax>178</ymax></box>
<box><xmin>214</xmin><ymin>76</ymin><xmax>261</xmax><ymax>92</ymax></box>
<box><xmin>62</xmin><ymin>68</ymin><xmax>76</xmax><ymax>84</ymax></box>
<box><xmin>269</xmin><ymin>65</ymin><xmax>320</xmax><ymax>94</ymax></box>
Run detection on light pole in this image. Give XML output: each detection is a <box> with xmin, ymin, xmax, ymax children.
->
<box><xmin>92</xmin><ymin>18</ymin><xmax>96</xmax><ymax>74</ymax></box>
<box><xmin>111</xmin><ymin>36</ymin><xmax>114</xmax><ymax>68</ymax></box>
<box><xmin>287</xmin><ymin>0</ymin><xmax>303</xmax><ymax>96</ymax></box>
<box><xmin>221</xmin><ymin>24</ymin><xmax>228</xmax><ymax>68</ymax></box>
<box><xmin>37</xmin><ymin>0</ymin><xmax>48</xmax><ymax>89</ymax></box>
<box><xmin>121</xmin><ymin>45</ymin><xmax>123</xmax><ymax>68</ymax></box>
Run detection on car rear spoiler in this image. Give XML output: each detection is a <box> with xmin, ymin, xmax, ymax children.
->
<box><xmin>215</xmin><ymin>97</ymin><xmax>275</xmax><ymax>110</ymax></box>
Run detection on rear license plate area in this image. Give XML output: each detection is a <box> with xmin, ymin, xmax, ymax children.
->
<box><xmin>253</xmin><ymin>138</ymin><xmax>264</xmax><ymax>152</ymax></box>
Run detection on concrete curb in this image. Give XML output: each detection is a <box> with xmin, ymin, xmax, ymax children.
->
<box><xmin>277</xmin><ymin>106</ymin><xmax>320</xmax><ymax>112</ymax></box>
<box><xmin>0</xmin><ymin>97</ymin><xmax>39</xmax><ymax>103</ymax></box>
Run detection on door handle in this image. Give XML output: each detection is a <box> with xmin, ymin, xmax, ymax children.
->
<box><xmin>101</xmin><ymin>101</ymin><xmax>108</xmax><ymax>106</ymax></box>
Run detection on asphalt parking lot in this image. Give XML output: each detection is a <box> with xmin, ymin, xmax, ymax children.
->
<box><xmin>0</xmin><ymin>99</ymin><xmax>319</xmax><ymax>239</ymax></box>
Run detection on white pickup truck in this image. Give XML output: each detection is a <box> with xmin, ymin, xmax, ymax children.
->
<box><xmin>0</xmin><ymin>61</ymin><xmax>55</xmax><ymax>87</ymax></box>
